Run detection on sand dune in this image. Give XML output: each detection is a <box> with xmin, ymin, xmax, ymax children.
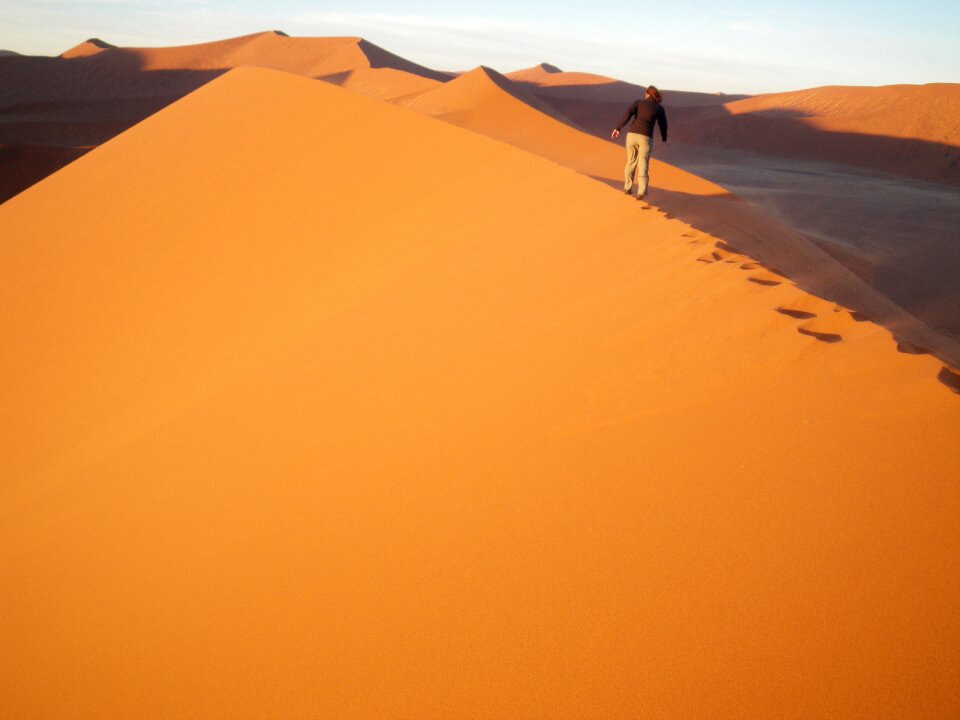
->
<box><xmin>670</xmin><ymin>83</ymin><xmax>960</xmax><ymax>185</ymax></box>
<box><xmin>725</xmin><ymin>84</ymin><xmax>960</xmax><ymax>146</ymax></box>
<box><xmin>1</xmin><ymin>66</ymin><xmax>958</xmax><ymax>719</ymax></box>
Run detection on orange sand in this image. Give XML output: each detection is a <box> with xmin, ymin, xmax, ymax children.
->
<box><xmin>1</xmin><ymin>67</ymin><xmax>958</xmax><ymax>719</ymax></box>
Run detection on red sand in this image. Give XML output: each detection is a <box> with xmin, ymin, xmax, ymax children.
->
<box><xmin>1</xmin><ymin>67</ymin><xmax>958</xmax><ymax>719</ymax></box>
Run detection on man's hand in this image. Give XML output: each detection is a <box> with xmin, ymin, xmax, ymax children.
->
<box><xmin>611</xmin><ymin>129</ymin><xmax>620</xmax><ymax>139</ymax></box>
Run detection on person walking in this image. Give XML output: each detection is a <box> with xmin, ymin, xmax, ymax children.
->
<box><xmin>611</xmin><ymin>86</ymin><xmax>668</xmax><ymax>202</ymax></box>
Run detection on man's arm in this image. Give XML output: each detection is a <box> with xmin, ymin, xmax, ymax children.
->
<box><xmin>658</xmin><ymin>107</ymin><xmax>668</xmax><ymax>143</ymax></box>
<box><xmin>611</xmin><ymin>102</ymin><xmax>637</xmax><ymax>139</ymax></box>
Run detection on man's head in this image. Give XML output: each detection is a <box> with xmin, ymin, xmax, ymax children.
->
<box><xmin>646</xmin><ymin>86</ymin><xmax>662</xmax><ymax>103</ymax></box>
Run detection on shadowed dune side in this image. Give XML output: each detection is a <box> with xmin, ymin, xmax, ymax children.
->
<box><xmin>1</xmin><ymin>66</ymin><xmax>958</xmax><ymax>720</ymax></box>
<box><xmin>0</xmin><ymin>143</ymin><xmax>91</xmax><ymax>200</ymax></box>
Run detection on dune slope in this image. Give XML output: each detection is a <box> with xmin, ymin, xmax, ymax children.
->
<box><xmin>1</xmin><ymin>67</ymin><xmax>958</xmax><ymax>719</ymax></box>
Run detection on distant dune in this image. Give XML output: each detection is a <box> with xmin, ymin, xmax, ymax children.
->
<box><xmin>670</xmin><ymin>83</ymin><xmax>960</xmax><ymax>185</ymax></box>
<box><xmin>317</xmin><ymin>66</ymin><xmax>442</xmax><ymax>101</ymax></box>
<box><xmin>507</xmin><ymin>63</ymin><xmax>747</xmax><ymax>107</ymax></box>
<box><xmin>1</xmin><ymin>66</ymin><xmax>958</xmax><ymax>719</ymax></box>
<box><xmin>0</xmin><ymin>31</ymin><xmax>450</xmax><ymax>203</ymax></box>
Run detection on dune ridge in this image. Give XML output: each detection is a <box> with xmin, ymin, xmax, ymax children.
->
<box><xmin>61</xmin><ymin>37</ymin><xmax>116</xmax><ymax>58</ymax></box>
<box><xmin>0</xmin><ymin>66</ymin><xmax>958</xmax><ymax>719</ymax></box>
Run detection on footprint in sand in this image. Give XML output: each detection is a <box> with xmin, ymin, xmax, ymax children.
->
<box><xmin>697</xmin><ymin>246</ymin><xmax>743</xmax><ymax>264</ymax></box>
<box><xmin>747</xmin><ymin>270</ymin><xmax>787</xmax><ymax>286</ymax></box>
<box><xmin>896</xmin><ymin>340</ymin><xmax>931</xmax><ymax>355</ymax></box>
<box><xmin>938</xmin><ymin>366</ymin><xmax>960</xmax><ymax>394</ymax></box>
<box><xmin>796</xmin><ymin>313</ymin><xmax>857</xmax><ymax>343</ymax></box>
<box><xmin>681</xmin><ymin>232</ymin><xmax>710</xmax><ymax>246</ymax></box>
<box><xmin>776</xmin><ymin>293</ymin><xmax>837</xmax><ymax>320</ymax></box>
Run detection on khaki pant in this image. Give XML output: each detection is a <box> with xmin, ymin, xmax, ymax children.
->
<box><xmin>624</xmin><ymin>132</ymin><xmax>653</xmax><ymax>196</ymax></box>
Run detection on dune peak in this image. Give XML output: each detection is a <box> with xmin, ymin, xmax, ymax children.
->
<box><xmin>61</xmin><ymin>37</ymin><xmax>116</xmax><ymax>58</ymax></box>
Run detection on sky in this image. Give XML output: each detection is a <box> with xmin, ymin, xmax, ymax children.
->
<box><xmin>1</xmin><ymin>0</ymin><xmax>958</xmax><ymax>93</ymax></box>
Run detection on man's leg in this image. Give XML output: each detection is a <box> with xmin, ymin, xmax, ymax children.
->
<box><xmin>624</xmin><ymin>133</ymin><xmax>640</xmax><ymax>192</ymax></box>
<box><xmin>635</xmin><ymin>135</ymin><xmax>653</xmax><ymax>198</ymax></box>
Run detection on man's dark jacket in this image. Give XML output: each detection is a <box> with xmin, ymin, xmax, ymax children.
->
<box><xmin>616</xmin><ymin>98</ymin><xmax>668</xmax><ymax>141</ymax></box>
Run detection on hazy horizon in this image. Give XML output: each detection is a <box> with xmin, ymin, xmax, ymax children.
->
<box><xmin>2</xmin><ymin>0</ymin><xmax>959</xmax><ymax>94</ymax></box>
